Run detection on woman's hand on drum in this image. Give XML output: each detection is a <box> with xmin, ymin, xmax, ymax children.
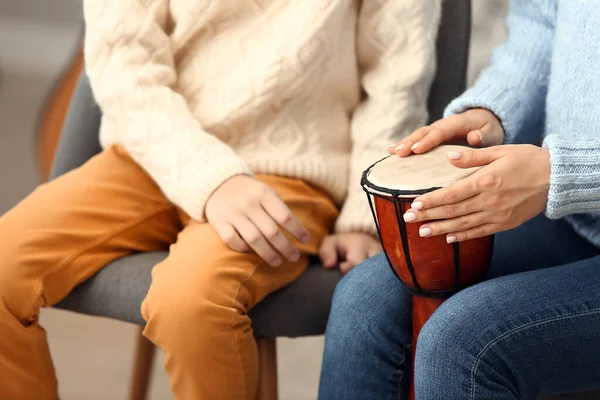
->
<box><xmin>402</xmin><ymin>145</ymin><xmax>551</xmax><ymax>242</ymax></box>
<box><xmin>319</xmin><ymin>233</ymin><xmax>382</xmax><ymax>274</ymax></box>
<box><xmin>388</xmin><ymin>109</ymin><xmax>504</xmax><ymax>157</ymax></box>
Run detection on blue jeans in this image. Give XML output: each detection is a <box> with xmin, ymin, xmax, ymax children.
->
<box><xmin>319</xmin><ymin>215</ymin><xmax>600</xmax><ymax>399</ymax></box>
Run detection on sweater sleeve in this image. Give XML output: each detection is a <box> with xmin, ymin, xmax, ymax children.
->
<box><xmin>543</xmin><ymin>134</ymin><xmax>600</xmax><ymax>219</ymax></box>
<box><xmin>444</xmin><ymin>0</ymin><xmax>556</xmax><ymax>144</ymax></box>
<box><xmin>334</xmin><ymin>0</ymin><xmax>441</xmax><ymax>235</ymax></box>
<box><xmin>83</xmin><ymin>1</ymin><xmax>252</xmax><ymax>222</ymax></box>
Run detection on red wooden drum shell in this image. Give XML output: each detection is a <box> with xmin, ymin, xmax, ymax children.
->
<box><xmin>373</xmin><ymin>196</ymin><xmax>493</xmax><ymax>294</ymax></box>
<box><xmin>362</xmin><ymin>147</ymin><xmax>494</xmax><ymax>400</ymax></box>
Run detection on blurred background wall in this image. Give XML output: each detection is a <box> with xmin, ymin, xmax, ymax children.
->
<box><xmin>0</xmin><ymin>1</ymin><xmax>509</xmax><ymax>399</ymax></box>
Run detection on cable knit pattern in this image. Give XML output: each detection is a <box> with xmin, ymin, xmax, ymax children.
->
<box><xmin>82</xmin><ymin>0</ymin><xmax>439</xmax><ymax>234</ymax></box>
<box><xmin>444</xmin><ymin>0</ymin><xmax>600</xmax><ymax>247</ymax></box>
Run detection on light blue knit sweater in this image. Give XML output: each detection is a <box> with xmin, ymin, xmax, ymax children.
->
<box><xmin>445</xmin><ymin>0</ymin><xmax>600</xmax><ymax>247</ymax></box>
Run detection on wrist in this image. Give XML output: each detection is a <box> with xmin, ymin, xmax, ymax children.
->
<box><xmin>539</xmin><ymin>147</ymin><xmax>551</xmax><ymax>205</ymax></box>
<box><xmin>541</xmin><ymin>147</ymin><xmax>551</xmax><ymax>185</ymax></box>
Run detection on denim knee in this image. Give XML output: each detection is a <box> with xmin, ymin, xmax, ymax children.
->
<box><xmin>326</xmin><ymin>252</ymin><xmax>412</xmax><ymax>346</ymax></box>
<box><xmin>414</xmin><ymin>281</ymin><xmax>521</xmax><ymax>398</ymax></box>
<box><xmin>417</xmin><ymin>283</ymin><xmax>497</xmax><ymax>360</ymax></box>
<box><xmin>321</xmin><ymin>253</ymin><xmax>414</xmax><ymax>400</ymax></box>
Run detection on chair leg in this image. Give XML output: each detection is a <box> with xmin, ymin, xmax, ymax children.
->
<box><xmin>128</xmin><ymin>326</ymin><xmax>156</xmax><ymax>400</ymax></box>
<box><xmin>256</xmin><ymin>337</ymin><xmax>278</xmax><ymax>400</ymax></box>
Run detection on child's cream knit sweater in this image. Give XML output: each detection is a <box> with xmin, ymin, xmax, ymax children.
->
<box><xmin>83</xmin><ymin>0</ymin><xmax>440</xmax><ymax>234</ymax></box>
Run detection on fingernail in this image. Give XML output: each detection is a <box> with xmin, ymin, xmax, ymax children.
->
<box><xmin>388</xmin><ymin>144</ymin><xmax>397</xmax><ymax>152</ymax></box>
<box><xmin>447</xmin><ymin>235</ymin><xmax>457</xmax><ymax>244</ymax></box>
<box><xmin>411</xmin><ymin>201</ymin><xmax>424</xmax><ymax>210</ymax></box>
<box><xmin>290</xmin><ymin>252</ymin><xmax>300</xmax><ymax>262</ymax></box>
<box><xmin>448</xmin><ymin>152</ymin><xmax>462</xmax><ymax>160</ymax></box>
<box><xmin>475</xmin><ymin>130</ymin><xmax>483</xmax><ymax>145</ymax></box>
<box><xmin>272</xmin><ymin>258</ymin><xmax>282</xmax><ymax>267</ymax></box>
<box><xmin>302</xmin><ymin>233</ymin><xmax>311</xmax><ymax>243</ymax></box>
<box><xmin>411</xmin><ymin>142</ymin><xmax>420</xmax><ymax>151</ymax></box>
<box><xmin>403</xmin><ymin>211</ymin><xmax>417</xmax><ymax>222</ymax></box>
<box><xmin>419</xmin><ymin>227</ymin><xmax>432</xmax><ymax>237</ymax></box>
<box><xmin>394</xmin><ymin>144</ymin><xmax>405</xmax><ymax>154</ymax></box>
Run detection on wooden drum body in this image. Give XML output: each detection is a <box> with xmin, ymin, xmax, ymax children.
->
<box><xmin>373</xmin><ymin>195</ymin><xmax>493</xmax><ymax>297</ymax></box>
<box><xmin>362</xmin><ymin>146</ymin><xmax>494</xmax><ymax>400</ymax></box>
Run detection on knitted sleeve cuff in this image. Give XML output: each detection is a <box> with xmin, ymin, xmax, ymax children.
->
<box><xmin>443</xmin><ymin>79</ymin><xmax>525</xmax><ymax>144</ymax></box>
<box><xmin>170</xmin><ymin>149</ymin><xmax>253</xmax><ymax>222</ymax></box>
<box><xmin>543</xmin><ymin>134</ymin><xmax>600</xmax><ymax>219</ymax></box>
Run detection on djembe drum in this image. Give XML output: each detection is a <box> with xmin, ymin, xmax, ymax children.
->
<box><xmin>362</xmin><ymin>145</ymin><xmax>494</xmax><ymax>400</ymax></box>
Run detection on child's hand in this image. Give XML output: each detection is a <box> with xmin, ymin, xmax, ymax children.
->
<box><xmin>319</xmin><ymin>233</ymin><xmax>382</xmax><ymax>275</ymax></box>
<box><xmin>206</xmin><ymin>175</ymin><xmax>311</xmax><ymax>267</ymax></box>
<box><xmin>388</xmin><ymin>108</ymin><xmax>505</xmax><ymax>157</ymax></box>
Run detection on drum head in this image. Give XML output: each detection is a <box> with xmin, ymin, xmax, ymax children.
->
<box><xmin>364</xmin><ymin>145</ymin><xmax>482</xmax><ymax>197</ymax></box>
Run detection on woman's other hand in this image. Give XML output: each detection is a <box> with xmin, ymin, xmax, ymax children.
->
<box><xmin>388</xmin><ymin>109</ymin><xmax>505</xmax><ymax>157</ymax></box>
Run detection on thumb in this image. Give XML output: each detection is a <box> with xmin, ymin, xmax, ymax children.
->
<box><xmin>346</xmin><ymin>246</ymin><xmax>369</xmax><ymax>267</ymax></box>
<box><xmin>339</xmin><ymin>262</ymin><xmax>354</xmax><ymax>275</ymax></box>
<box><xmin>339</xmin><ymin>247</ymin><xmax>369</xmax><ymax>275</ymax></box>
<box><xmin>466</xmin><ymin>120</ymin><xmax>503</xmax><ymax>148</ymax></box>
<box><xmin>465</xmin><ymin>129</ymin><xmax>484</xmax><ymax>147</ymax></box>
<box><xmin>465</xmin><ymin>122</ymin><xmax>493</xmax><ymax>147</ymax></box>
<box><xmin>319</xmin><ymin>236</ymin><xmax>339</xmax><ymax>269</ymax></box>
<box><xmin>447</xmin><ymin>147</ymin><xmax>504</xmax><ymax>169</ymax></box>
<box><xmin>367</xmin><ymin>241</ymin><xmax>382</xmax><ymax>258</ymax></box>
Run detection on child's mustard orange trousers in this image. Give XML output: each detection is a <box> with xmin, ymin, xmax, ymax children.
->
<box><xmin>0</xmin><ymin>145</ymin><xmax>338</xmax><ymax>400</ymax></box>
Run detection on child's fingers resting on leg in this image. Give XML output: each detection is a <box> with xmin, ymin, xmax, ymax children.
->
<box><xmin>206</xmin><ymin>175</ymin><xmax>310</xmax><ymax>267</ymax></box>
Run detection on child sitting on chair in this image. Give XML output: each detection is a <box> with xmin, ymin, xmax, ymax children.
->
<box><xmin>0</xmin><ymin>1</ymin><xmax>440</xmax><ymax>398</ymax></box>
